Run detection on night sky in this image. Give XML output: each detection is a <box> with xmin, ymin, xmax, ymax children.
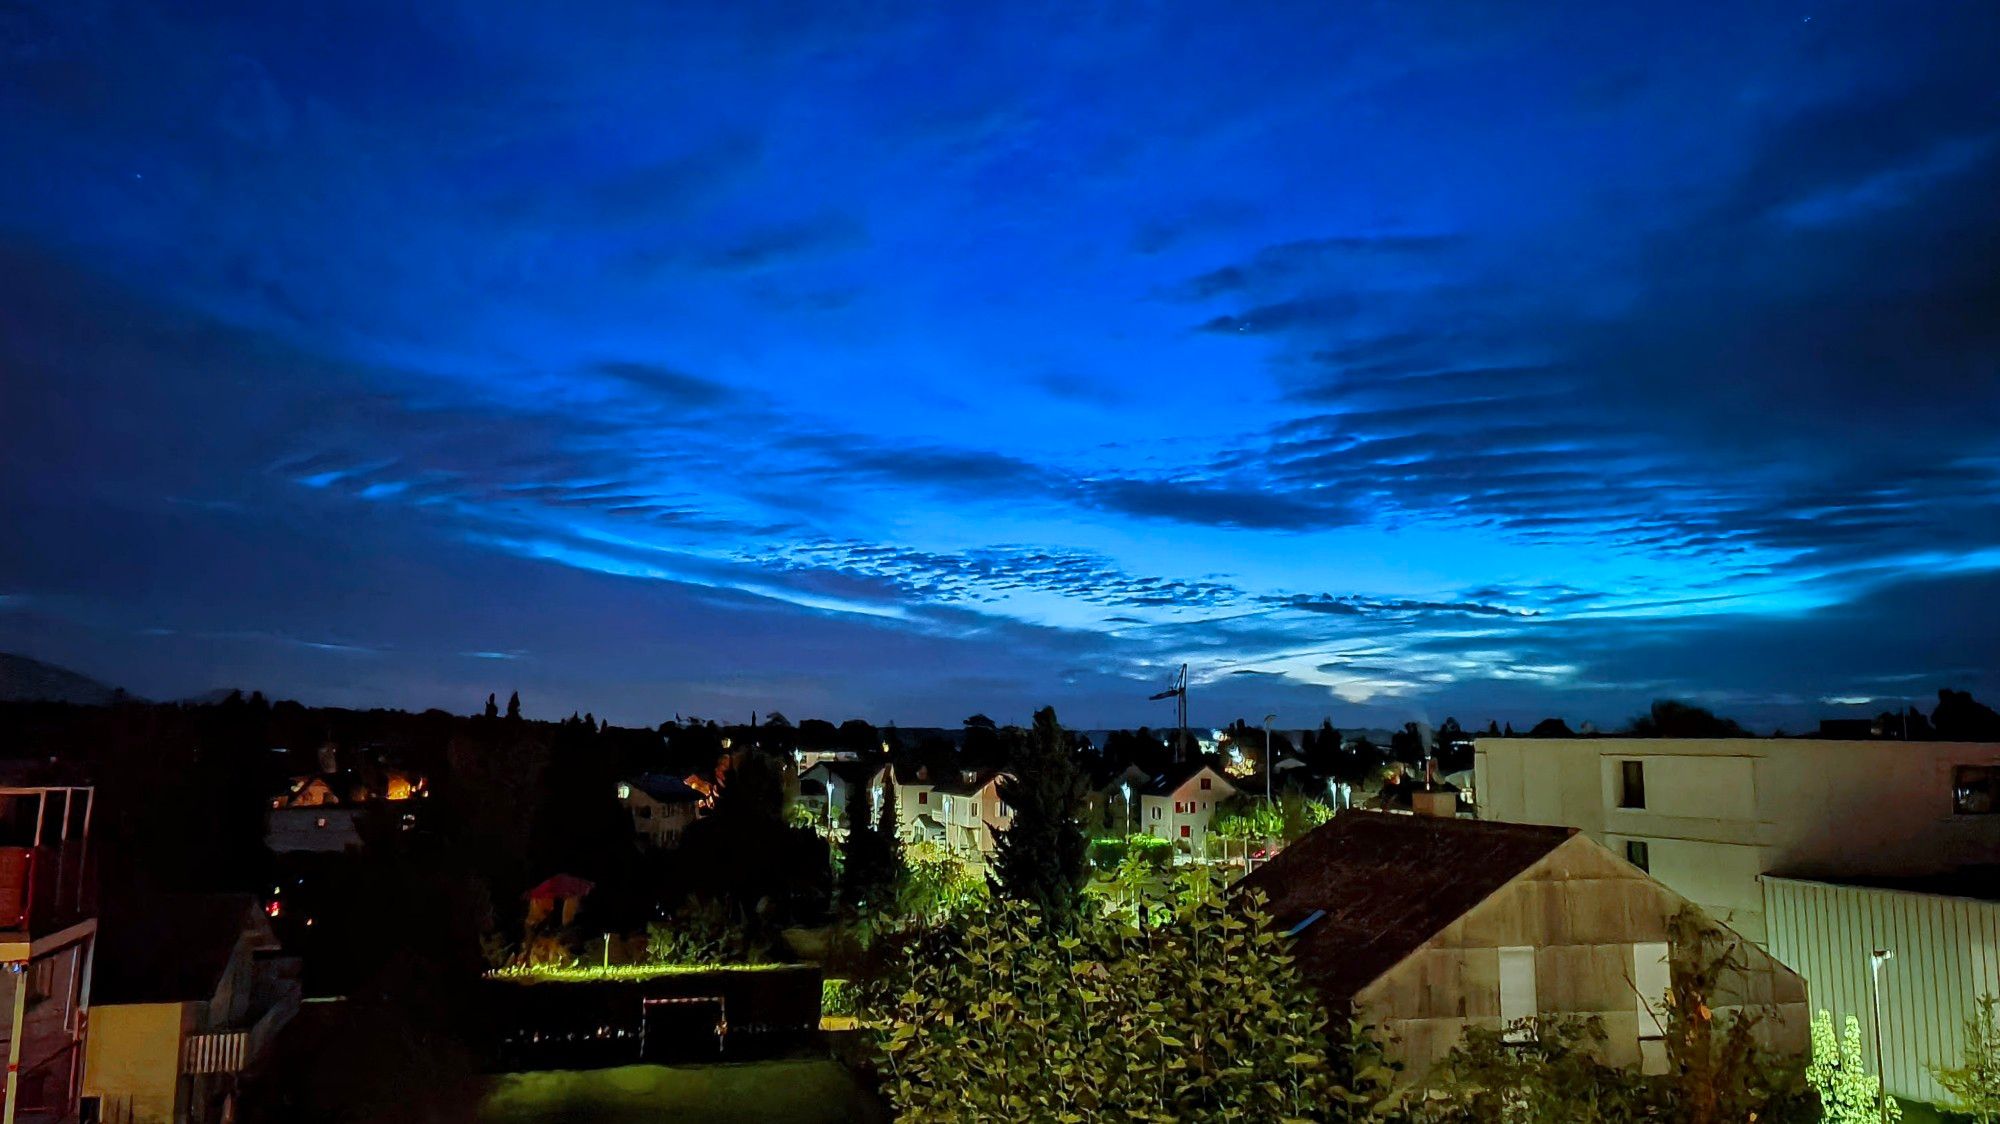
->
<box><xmin>3</xmin><ymin>3</ymin><xmax>1998</xmax><ymax>730</ymax></box>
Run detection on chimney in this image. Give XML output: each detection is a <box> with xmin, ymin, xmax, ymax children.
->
<box><xmin>1411</xmin><ymin>787</ymin><xmax>1457</xmax><ymax>819</ymax></box>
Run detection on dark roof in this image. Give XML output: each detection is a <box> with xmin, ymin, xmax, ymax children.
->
<box><xmin>631</xmin><ymin>773</ymin><xmax>700</xmax><ymax>803</ymax></box>
<box><xmin>1768</xmin><ymin>866</ymin><xmax>2000</xmax><ymax>904</ymax></box>
<box><xmin>95</xmin><ymin>894</ymin><xmax>267</xmax><ymax>1005</ymax></box>
<box><xmin>932</xmin><ymin>769</ymin><xmax>1002</xmax><ymax>796</ymax></box>
<box><xmin>1141</xmin><ymin>761</ymin><xmax>1222</xmax><ymax>796</ymax></box>
<box><xmin>808</xmin><ymin>760</ymin><xmax>885</xmax><ymax>788</ymax></box>
<box><xmin>1236</xmin><ymin>812</ymin><xmax>1576</xmax><ymax>1007</ymax></box>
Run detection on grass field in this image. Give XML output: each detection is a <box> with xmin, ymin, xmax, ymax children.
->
<box><xmin>481</xmin><ymin>1060</ymin><xmax>887</xmax><ymax>1124</ymax></box>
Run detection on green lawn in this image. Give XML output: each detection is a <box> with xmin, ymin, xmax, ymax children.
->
<box><xmin>481</xmin><ymin>1060</ymin><xmax>887</xmax><ymax>1124</ymax></box>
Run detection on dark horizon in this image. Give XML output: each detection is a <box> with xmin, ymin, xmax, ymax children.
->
<box><xmin>5</xmin><ymin>3</ymin><xmax>1999</xmax><ymax>732</ymax></box>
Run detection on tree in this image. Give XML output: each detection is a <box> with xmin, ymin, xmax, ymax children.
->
<box><xmin>505</xmin><ymin>691</ymin><xmax>521</xmax><ymax>721</ymax></box>
<box><xmin>1426</xmin><ymin>1016</ymin><xmax>1649</xmax><ymax>1123</ymax></box>
<box><xmin>992</xmin><ymin>707</ymin><xmax>1090</xmax><ymax>926</ymax></box>
<box><xmin>871</xmin><ymin>888</ymin><xmax>1339</xmax><ymax>1121</ymax></box>
<box><xmin>1933</xmin><ymin>689</ymin><xmax>2000</xmax><ymax>741</ymax></box>
<box><xmin>1390</xmin><ymin>721</ymin><xmax>1429</xmax><ymax>767</ymax></box>
<box><xmin>1626</xmin><ymin>699</ymin><xmax>1748</xmax><ymax>737</ymax></box>
<box><xmin>1932</xmin><ymin>994</ymin><xmax>2000</xmax><ymax>1124</ymax></box>
<box><xmin>483</xmin><ymin>693</ymin><xmax>498</xmax><ymax>720</ymax></box>
<box><xmin>840</xmin><ymin>775</ymin><xmax>901</xmax><ymax>916</ymax></box>
<box><xmin>1527</xmin><ymin>717</ymin><xmax>1573</xmax><ymax>737</ymax></box>
<box><xmin>1659</xmin><ymin>907</ymin><xmax>1805</xmax><ymax>1124</ymax></box>
<box><xmin>1304</xmin><ymin>720</ymin><xmax>1342</xmax><ymax>775</ymax></box>
<box><xmin>1807</xmin><ymin>1011</ymin><xmax>1899</xmax><ymax>1123</ymax></box>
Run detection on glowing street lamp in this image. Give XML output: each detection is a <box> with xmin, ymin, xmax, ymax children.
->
<box><xmin>1120</xmin><ymin>781</ymin><xmax>1133</xmax><ymax>837</ymax></box>
<box><xmin>1870</xmin><ymin>948</ymin><xmax>1893</xmax><ymax>1122</ymax></box>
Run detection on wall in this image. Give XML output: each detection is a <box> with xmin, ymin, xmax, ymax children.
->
<box><xmin>1476</xmin><ymin>738</ymin><xmax>2000</xmax><ymax>943</ymax></box>
<box><xmin>265</xmin><ymin>807</ymin><xmax>363</xmax><ymax>853</ymax></box>
<box><xmin>1763</xmin><ymin>876</ymin><xmax>2000</xmax><ymax>1104</ymax></box>
<box><xmin>1354</xmin><ymin>835</ymin><xmax>1808</xmax><ymax>1084</ymax></box>
<box><xmin>81</xmin><ymin>1002</ymin><xmax>189</xmax><ymax>1124</ymax></box>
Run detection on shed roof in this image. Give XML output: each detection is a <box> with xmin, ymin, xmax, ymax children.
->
<box><xmin>1235</xmin><ymin>812</ymin><xmax>1576</xmax><ymax>1006</ymax></box>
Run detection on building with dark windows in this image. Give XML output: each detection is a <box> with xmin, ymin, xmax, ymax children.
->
<box><xmin>0</xmin><ymin>774</ymin><xmax>96</xmax><ymax>1124</ymax></box>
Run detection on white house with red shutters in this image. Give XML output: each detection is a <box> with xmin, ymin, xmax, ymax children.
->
<box><xmin>1139</xmin><ymin>763</ymin><xmax>1237</xmax><ymax>853</ymax></box>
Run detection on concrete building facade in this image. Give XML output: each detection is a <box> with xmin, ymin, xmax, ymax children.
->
<box><xmin>1473</xmin><ymin>737</ymin><xmax>2000</xmax><ymax>944</ymax></box>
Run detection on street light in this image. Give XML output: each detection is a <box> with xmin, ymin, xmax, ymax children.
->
<box><xmin>1120</xmin><ymin>781</ymin><xmax>1133</xmax><ymax>838</ymax></box>
<box><xmin>1870</xmin><ymin>948</ymin><xmax>1893</xmax><ymax>1123</ymax></box>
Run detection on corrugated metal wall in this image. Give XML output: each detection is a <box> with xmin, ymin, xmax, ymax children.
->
<box><xmin>1764</xmin><ymin>877</ymin><xmax>2000</xmax><ymax>1104</ymax></box>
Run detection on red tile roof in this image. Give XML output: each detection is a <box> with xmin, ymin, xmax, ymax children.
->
<box><xmin>1236</xmin><ymin>811</ymin><xmax>1576</xmax><ymax>1007</ymax></box>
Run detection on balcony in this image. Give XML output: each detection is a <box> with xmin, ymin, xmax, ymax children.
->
<box><xmin>182</xmin><ymin>956</ymin><xmax>301</xmax><ymax>1075</ymax></box>
<box><xmin>0</xmin><ymin>841</ymin><xmax>96</xmax><ymax>940</ymax></box>
<box><xmin>0</xmin><ymin>785</ymin><xmax>96</xmax><ymax>943</ymax></box>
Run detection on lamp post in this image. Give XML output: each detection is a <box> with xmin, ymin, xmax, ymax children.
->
<box><xmin>1869</xmin><ymin>948</ymin><xmax>1893</xmax><ymax>1123</ymax></box>
<box><xmin>1120</xmin><ymin>781</ymin><xmax>1133</xmax><ymax>838</ymax></box>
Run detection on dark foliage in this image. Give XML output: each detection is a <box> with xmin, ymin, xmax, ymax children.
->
<box><xmin>992</xmin><ymin>706</ymin><xmax>1090</xmax><ymax>926</ymax></box>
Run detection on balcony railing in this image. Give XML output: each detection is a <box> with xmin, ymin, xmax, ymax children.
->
<box><xmin>0</xmin><ymin>842</ymin><xmax>96</xmax><ymax>936</ymax></box>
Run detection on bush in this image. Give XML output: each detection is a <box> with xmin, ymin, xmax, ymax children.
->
<box><xmin>871</xmin><ymin>887</ymin><xmax>1340</xmax><ymax>1120</ymax></box>
<box><xmin>645</xmin><ymin>898</ymin><xmax>772</xmax><ymax>966</ymax></box>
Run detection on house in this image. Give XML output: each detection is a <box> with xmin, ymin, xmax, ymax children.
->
<box><xmin>891</xmin><ymin>764</ymin><xmax>943</xmax><ymax>847</ymax></box>
<box><xmin>264</xmin><ymin>767</ymin><xmax>426</xmax><ymax>855</ymax></box>
<box><xmin>929</xmin><ymin>770</ymin><xmax>1012</xmax><ymax>864</ymax></box>
<box><xmin>1473</xmin><ymin>736</ymin><xmax>2000</xmax><ymax>944</ymax></box>
<box><xmin>0</xmin><ymin>777</ymin><xmax>96</xmax><ymax>1124</ymax></box>
<box><xmin>1085</xmin><ymin>764</ymin><xmax>1153</xmax><ymax>835</ymax></box>
<box><xmin>81</xmin><ymin>895</ymin><xmax>300</xmax><ymax>1124</ymax></box>
<box><xmin>525</xmin><ymin>875</ymin><xmax>593</xmax><ymax>928</ymax></box>
<box><xmin>616</xmin><ymin>774</ymin><xmax>702</xmax><ymax>849</ymax></box>
<box><xmin>1239</xmin><ymin>811</ymin><xmax>1808</xmax><ymax>1085</ymax></box>
<box><xmin>1761</xmin><ymin>870</ymin><xmax>2000</xmax><ymax>1103</ymax></box>
<box><xmin>797</xmin><ymin>761</ymin><xmax>888</xmax><ymax>837</ymax></box>
<box><xmin>1138</xmin><ymin>763</ymin><xmax>1235</xmax><ymax>853</ymax></box>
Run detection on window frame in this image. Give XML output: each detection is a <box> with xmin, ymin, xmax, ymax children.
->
<box><xmin>1617</xmin><ymin>760</ymin><xmax>1647</xmax><ymax>810</ymax></box>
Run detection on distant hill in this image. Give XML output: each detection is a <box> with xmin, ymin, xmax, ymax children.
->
<box><xmin>0</xmin><ymin>653</ymin><xmax>127</xmax><ymax>706</ymax></box>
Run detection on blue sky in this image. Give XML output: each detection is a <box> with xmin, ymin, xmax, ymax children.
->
<box><xmin>3</xmin><ymin>1</ymin><xmax>1998</xmax><ymax>729</ymax></box>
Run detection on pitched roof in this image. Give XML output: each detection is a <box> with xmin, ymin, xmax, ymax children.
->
<box><xmin>631</xmin><ymin>773</ymin><xmax>700</xmax><ymax>803</ymax></box>
<box><xmin>525</xmin><ymin>874</ymin><xmax>595</xmax><ymax>902</ymax></box>
<box><xmin>931</xmin><ymin>769</ymin><xmax>1002</xmax><ymax>796</ymax></box>
<box><xmin>1235</xmin><ymin>812</ymin><xmax>1576</xmax><ymax>1007</ymax></box>
<box><xmin>95</xmin><ymin>894</ymin><xmax>272</xmax><ymax>1005</ymax></box>
<box><xmin>1141</xmin><ymin>761</ymin><xmax>1224</xmax><ymax>796</ymax></box>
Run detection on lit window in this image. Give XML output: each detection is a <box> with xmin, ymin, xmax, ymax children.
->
<box><xmin>1618</xmin><ymin>761</ymin><xmax>1646</xmax><ymax>809</ymax></box>
<box><xmin>314</xmin><ymin>817</ymin><xmax>328</xmax><ymax>828</ymax></box>
<box><xmin>1954</xmin><ymin>766</ymin><xmax>1997</xmax><ymax>815</ymax></box>
<box><xmin>1625</xmin><ymin>840</ymin><xmax>1650</xmax><ymax>872</ymax></box>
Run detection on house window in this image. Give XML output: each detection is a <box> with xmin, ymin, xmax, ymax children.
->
<box><xmin>314</xmin><ymin>817</ymin><xmax>329</xmax><ymax>828</ymax></box>
<box><xmin>1499</xmin><ymin>946</ymin><xmax>1537</xmax><ymax>1042</ymax></box>
<box><xmin>1954</xmin><ymin>766</ymin><xmax>1997</xmax><ymax>815</ymax></box>
<box><xmin>1152</xmin><ymin>806</ymin><xmax>1160</xmax><ymax>821</ymax></box>
<box><xmin>1175</xmin><ymin>801</ymin><xmax>1184</xmax><ymax>814</ymax></box>
<box><xmin>637</xmin><ymin>806</ymin><xmax>652</xmax><ymax>820</ymax></box>
<box><xmin>1625</xmin><ymin>840</ymin><xmax>1650</xmax><ymax>872</ymax></box>
<box><xmin>1200</xmin><ymin>777</ymin><xmax>1212</xmax><ymax>791</ymax></box>
<box><xmin>1632</xmin><ymin>942</ymin><xmax>1670</xmax><ymax>1039</ymax></box>
<box><xmin>1180</xmin><ymin>825</ymin><xmax>1190</xmax><ymax>839</ymax></box>
<box><xmin>918</xmin><ymin>791</ymin><xmax>927</xmax><ymax>804</ymax></box>
<box><xmin>1618</xmin><ymin>761</ymin><xmax>1646</xmax><ymax>809</ymax></box>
